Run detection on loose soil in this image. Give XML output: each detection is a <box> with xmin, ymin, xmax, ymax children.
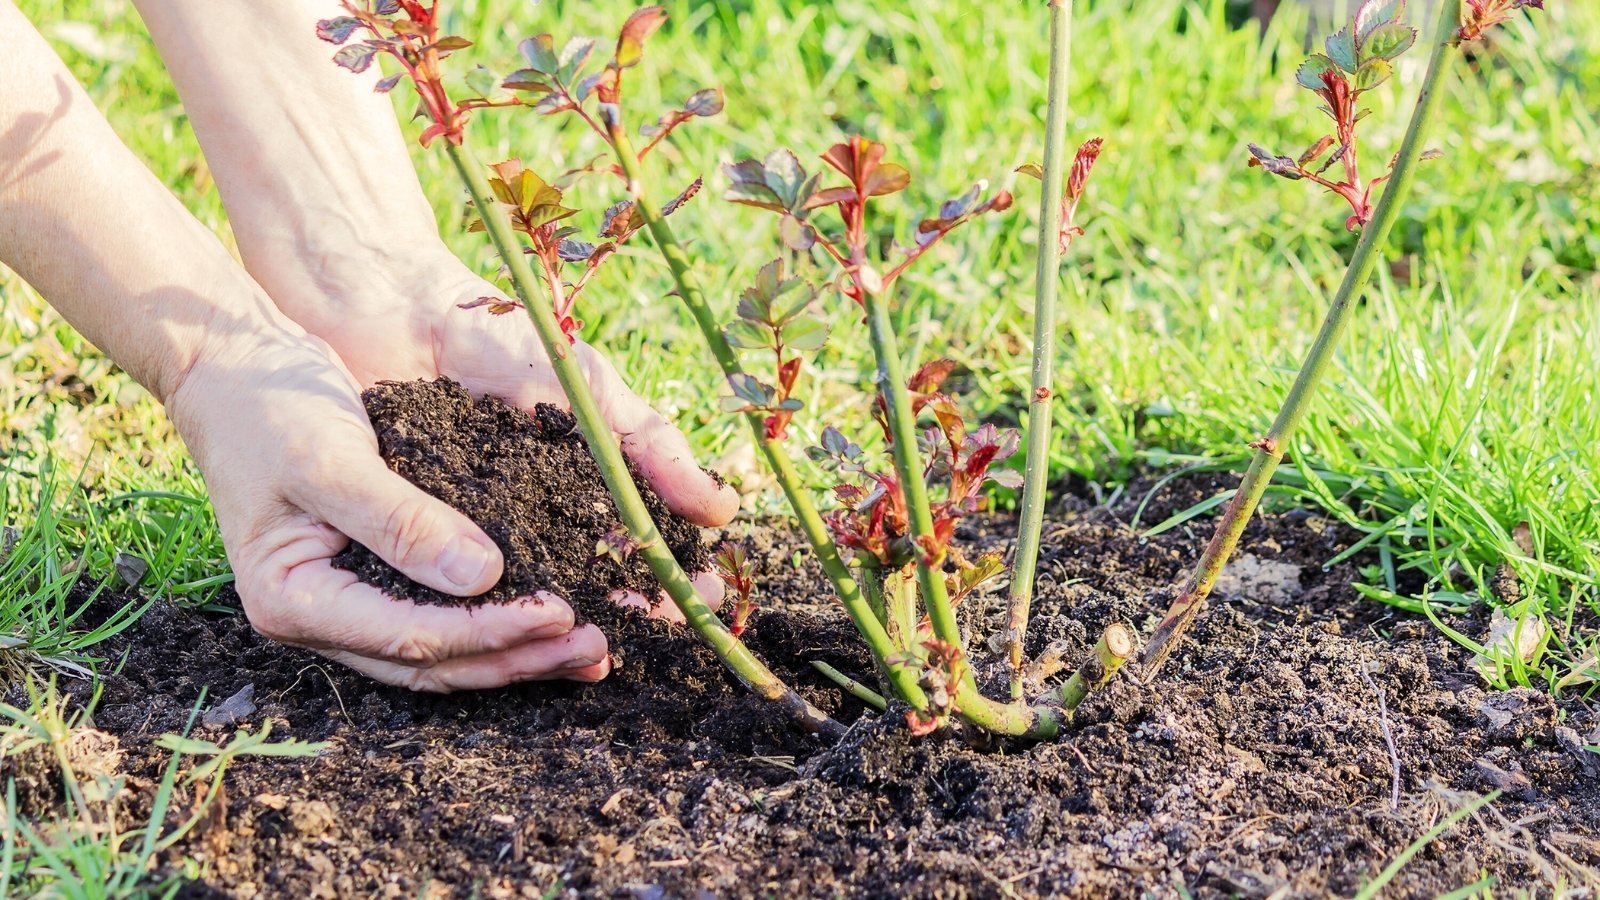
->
<box><xmin>20</xmin><ymin>381</ymin><xmax>1598</xmax><ymax>898</ymax></box>
<box><xmin>331</xmin><ymin>378</ymin><xmax>707</xmax><ymax>607</ymax></box>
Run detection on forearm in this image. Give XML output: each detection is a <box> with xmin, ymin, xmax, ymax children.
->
<box><xmin>0</xmin><ymin>1</ymin><xmax>286</xmax><ymax>405</ymax></box>
<box><xmin>131</xmin><ymin>0</ymin><xmax>450</xmax><ymax>331</ymax></box>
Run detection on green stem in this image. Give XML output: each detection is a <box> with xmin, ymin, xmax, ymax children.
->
<box><xmin>862</xmin><ymin>288</ymin><xmax>963</xmax><ymax>651</ymax></box>
<box><xmin>1005</xmin><ymin>0</ymin><xmax>1074</xmax><ymax>702</ymax></box>
<box><xmin>601</xmin><ymin>122</ymin><xmax>927</xmax><ymax>710</ymax></box>
<box><xmin>810</xmin><ymin>660</ymin><xmax>888</xmax><ymax>711</ymax></box>
<box><xmin>444</xmin><ymin>142</ymin><xmax>841</xmax><ymax>739</ymax></box>
<box><xmin>1140</xmin><ymin>1</ymin><xmax>1461</xmax><ymax>676</ymax></box>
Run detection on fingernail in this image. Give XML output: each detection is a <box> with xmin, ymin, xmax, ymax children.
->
<box><xmin>438</xmin><ymin>535</ymin><xmax>493</xmax><ymax>590</ymax></box>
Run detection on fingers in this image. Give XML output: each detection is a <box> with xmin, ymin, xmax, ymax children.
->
<box><xmin>295</xmin><ymin>446</ymin><xmax>505</xmax><ymax>597</ymax></box>
<box><xmin>321</xmin><ymin>624</ymin><xmax>611</xmax><ymax>692</ymax></box>
<box><xmin>575</xmin><ymin>346</ymin><xmax>740</xmax><ymax>527</ymax></box>
<box><xmin>609</xmin><ymin>571</ymin><xmax>726</xmax><ymax>625</ymax></box>
<box><xmin>252</xmin><ymin>553</ymin><xmax>576</xmax><ymax>666</ymax></box>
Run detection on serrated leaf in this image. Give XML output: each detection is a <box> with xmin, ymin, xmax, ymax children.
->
<box><xmin>1353</xmin><ymin>58</ymin><xmax>1392</xmax><ymax>92</ymax></box>
<box><xmin>558</xmin><ymin>37</ymin><xmax>596</xmax><ymax>81</ymax></box>
<box><xmin>662</xmin><ymin>177</ymin><xmax>701</xmax><ymax>217</ymax></box>
<box><xmin>1355</xmin><ymin>0</ymin><xmax>1406</xmax><ymax>42</ymax></box>
<box><xmin>762</xmin><ymin>149</ymin><xmax>807</xmax><ymax>209</ymax></box>
<box><xmin>316</xmin><ymin>17</ymin><xmax>362</xmax><ymax>45</ymax></box>
<box><xmin>1296</xmin><ymin>54</ymin><xmax>1339</xmax><ymax>90</ymax></box>
<box><xmin>1325</xmin><ymin>27</ymin><xmax>1357</xmax><ymax>72</ymax></box>
<box><xmin>683</xmin><ymin>87</ymin><xmax>724</xmax><ymax>117</ymax></box>
<box><xmin>779</xmin><ymin>215</ymin><xmax>816</xmax><ymax>251</ymax></box>
<box><xmin>374</xmin><ymin>73</ymin><xmax>404</xmax><ymax>93</ymax></box>
<box><xmin>333</xmin><ymin>43</ymin><xmax>379</xmax><ymax>74</ymax></box>
<box><xmin>1360</xmin><ymin>23</ymin><xmax>1416</xmax><ymax>62</ymax></box>
<box><xmin>988</xmin><ymin>470</ymin><xmax>1024</xmax><ymax>490</ymax></box>
<box><xmin>615</xmin><ymin>6</ymin><xmax>668</xmax><ymax>69</ymax></box>
<box><xmin>725</xmin><ymin>320</ymin><xmax>774</xmax><ymax>350</ymax></box>
<box><xmin>781</xmin><ymin>317</ymin><xmax>830</xmax><ymax>352</ymax></box>
<box><xmin>558</xmin><ymin>240</ymin><xmax>597</xmax><ymax>262</ymax></box>
<box><xmin>520</xmin><ymin>35</ymin><xmax>559</xmax><ymax>73</ymax></box>
<box><xmin>724</xmin><ymin>182</ymin><xmax>785</xmax><ymax>211</ymax></box>
<box><xmin>768</xmin><ymin>282</ymin><xmax>815</xmax><ymax>326</ymax></box>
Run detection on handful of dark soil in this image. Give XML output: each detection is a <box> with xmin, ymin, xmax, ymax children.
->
<box><xmin>332</xmin><ymin>378</ymin><xmax>708</xmax><ymax>608</ymax></box>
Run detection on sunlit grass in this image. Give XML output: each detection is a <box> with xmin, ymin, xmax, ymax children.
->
<box><xmin>2</xmin><ymin>0</ymin><xmax>1595</xmax><ymax>690</ymax></box>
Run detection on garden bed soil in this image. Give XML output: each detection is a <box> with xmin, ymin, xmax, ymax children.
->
<box><xmin>65</xmin><ymin>474</ymin><xmax>1599</xmax><ymax>899</ymax></box>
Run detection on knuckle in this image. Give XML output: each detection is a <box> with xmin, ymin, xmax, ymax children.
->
<box><xmin>379</xmin><ymin>499</ymin><xmax>435</xmax><ymax>568</ymax></box>
<box><xmin>380</xmin><ymin>629</ymin><xmax>446</xmax><ymax>667</ymax></box>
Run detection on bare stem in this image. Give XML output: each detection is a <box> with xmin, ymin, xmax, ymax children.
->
<box><xmin>1005</xmin><ymin>0</ymin><xmax>1075</xmax><ymax>702</ymax></box>
<box><xmin>1141</xmin><ymin>0</ymin><xmax>1461</xmax><ymax>676</ymax></box>
<box><xmin>1043</xmin><ymin>623</ymin><xmax>1135</xmax><ymax>711</ymax></box>
<box><xmin>811</xmin><ymin>660</ymin><xmax>888</xmax><ymax>712</ymax></box>
<box><xmin>444</xmin><ymin>141</ymin><xmax>842</xmax><ymax>739</ymax></box>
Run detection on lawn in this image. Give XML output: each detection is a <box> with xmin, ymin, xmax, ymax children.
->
<box><xmin>2</xmin><ymin>0</ymin><xmax>1597</xmax><ymax>894</ymax></box>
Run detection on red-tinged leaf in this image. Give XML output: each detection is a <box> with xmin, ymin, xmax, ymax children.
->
<box><xmin>1296</xmin><ymin>54</ymin><xmax>1340</xmax><ymax>90</ymax></box>
<box><xmin>1067</xmin><ymin>138</ymin><xmax>1104</xmax><ymax>202</ymax></box>
<box><xmin>316</xmin><ymin>17</ymin><xmax>363</xmax><ymax>45</ymax></box>
<box><xmin>865</xmin><ymin>163</ymin><xmax>910</xmax><ymax>197</ymax></box>
<box><xmin>802</xmin><ymin>186</ymin><xmax>857</xmax><ymax>210</ymax></box>
<box><xmin>600</xmin><ymin>201</ymin><xmax>637</xmax><ymax>238</ymax></box>
<box><xmin>662</xmin><ymin>177</ymin><xmax>702</xmax><ymax>217</ymax></box>
<box><xmin>532</xmin><ymin>93</ymin><xmax>575</xmax><ymax>115</ymax></box>
<box><xmin>908</xmin><ymin>359</ymin><xmax>957</xmax><ymax>396</ymax></box>
<box><xmin>333</xmin><ymin>43</ymin><xmax>380</xmax><ymax>74</ymax></box>
<box><xmin>615</xmin><ymin>5</ymin><xmax>668</xmax><ymax>69</ymax></box>
<box><xmin>777</xmin><ymin>357</ymin><xmax>803</xmax><ymax>394</ymax></box>
<box><xmin>1297</xmin><ymin>135</ymin><xmax>1337</xmax><ymax>167</ymax></box>
<box><xmin>1359</xmin><ymin>23</ymin><xmax>1415</xmax><ymax>62</ymax></box>
<box><xmin>374</xmin><ymin>73</ymin><xmax>404</xmax><ymax>93</ymax></box>
<box><xmin>417</xmin><ymin>121</ymin><xmax>450</xmax><ymax>147</ymax></box>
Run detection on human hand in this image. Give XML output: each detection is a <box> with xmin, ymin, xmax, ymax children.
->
<box><xmin>277</xmin><ymin>258</ymin><xmax>739</xmax><ymax>622</ymax></box>
<box><xmin>167</xmin><ymin>320</ymin><xmax>616</xmax><ymax>690</ymax></box>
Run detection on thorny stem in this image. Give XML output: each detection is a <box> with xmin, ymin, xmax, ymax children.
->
<box><xmin>444</xmin><ymin>141</ymin><xmax>843</xmax><ymax>739</ymax></box>
<box><xmin>598</xmin><ymin>119</ymin><xmax>929</xmax><ymax>710</ymax></box>
<box><xmin>1141</xmin><ymin>0</ymin><xmax>1461</xmax><ymax>676</ymax></box>
<box><xmin>862</xmin><ymin>287</ymin><xmax>964</xmax><ymax>655</ymax></box>
<box><xmin>811</xmin><ymin>661</ymin><xmax>889</xmax><ymax>712</ymax></box>
<box><xmin>1004</xmin><ymin>0</ymin><xmax>1074</xmax><ymax>702</ymax></box>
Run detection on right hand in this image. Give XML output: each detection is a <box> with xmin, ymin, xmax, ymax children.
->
<box><xmin>166</xmin><ymin>321</ymin><xmax>612</xmax><ymax>691</ymax></box>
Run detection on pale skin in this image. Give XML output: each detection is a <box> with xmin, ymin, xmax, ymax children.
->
<box><xmin>0</xmin><ymin>0</ymin><xmax>739</xmax><ymax>691</ymax></box>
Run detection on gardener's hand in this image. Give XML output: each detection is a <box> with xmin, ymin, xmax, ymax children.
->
<box><xmin>272</xmin><ymin>260</ymin><xmax>740</xmax><ymax>621</ymax></box>
<box><xmin>167</xmin><ymin>323</ymin><xmax>618</xmax><ymax>691</ymax></box>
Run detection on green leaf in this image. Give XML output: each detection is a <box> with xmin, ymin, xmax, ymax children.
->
<box><xmin>519</xmin><ymin>34</ymin><xmax>559</xmax><ymax>74</ymax></box>
<box><xmin>781</xmin><ymin>317</ymin><xmax>830</xmax><ymax>352</ymax></box>
<box><xmin>768</xmin><ymin>281</ymin><xmax>815</xmax><ymax>326</ymax></box>
<box><xmin>1296</xmin><ymin>54</ymin><xmax>1339</xmax><ymax>90</ymax></box>
<box><xmin>724</xmin><ymin>320</ymin><xmax>773</xmax><ymax>350</ymax></box>
<box><xmin>1355</xmin><ymin>0</ymin><xmax>1406</xmax><ymax>43</ymax></box>
<box><xmin>503</xmin><ymin>69</ymin><xmax>554</xmax><ymax>93</ymax></box>
<box><xmin>762</xmin><ymin>149</ymin><xmax>807</xmax><ymax>210</ymax></box>
<box><xmin>558</xmin><ymin>37</ymin><xmax>596</xmax><ymax>82</ymax></box>
<box><xmin>432</xmin><ymin>36</ymin><xmax>472</xmax><ymax>54</ymax></box>
<box><xmin>1325</xmin><ymin>27</ymin><xmax>1357</xmax><ymax>72</ymax></box>
<box><xmin>464</xmin><ymin>65</ymin><xmax>497</xmax><ymax>99</ymax></box>
<box><xmin>1354</xmin><ymin>58</ymin><xmax>1393</xmax><ymax>92</ymax></box>
<box><xmin>1360</xmin><ymin>23</ymin><xmax>1416</xmax><ymax>62</ymax></box>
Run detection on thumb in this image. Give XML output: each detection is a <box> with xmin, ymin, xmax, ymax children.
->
<box><xmin>296</xmin><ymin>446</ymin><xmax>505</xmax><ymax>597</ymax></box>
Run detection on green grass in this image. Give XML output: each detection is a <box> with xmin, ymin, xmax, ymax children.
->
<box><xmin>4</xmin><ymin>0</ymin><xmax>1597</xmax><ymax>696</ymax></box>
<box><xmin>2</xmin><ymin>0</ymin><xmax>1596</xmax><ymax>892</ymax></box>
